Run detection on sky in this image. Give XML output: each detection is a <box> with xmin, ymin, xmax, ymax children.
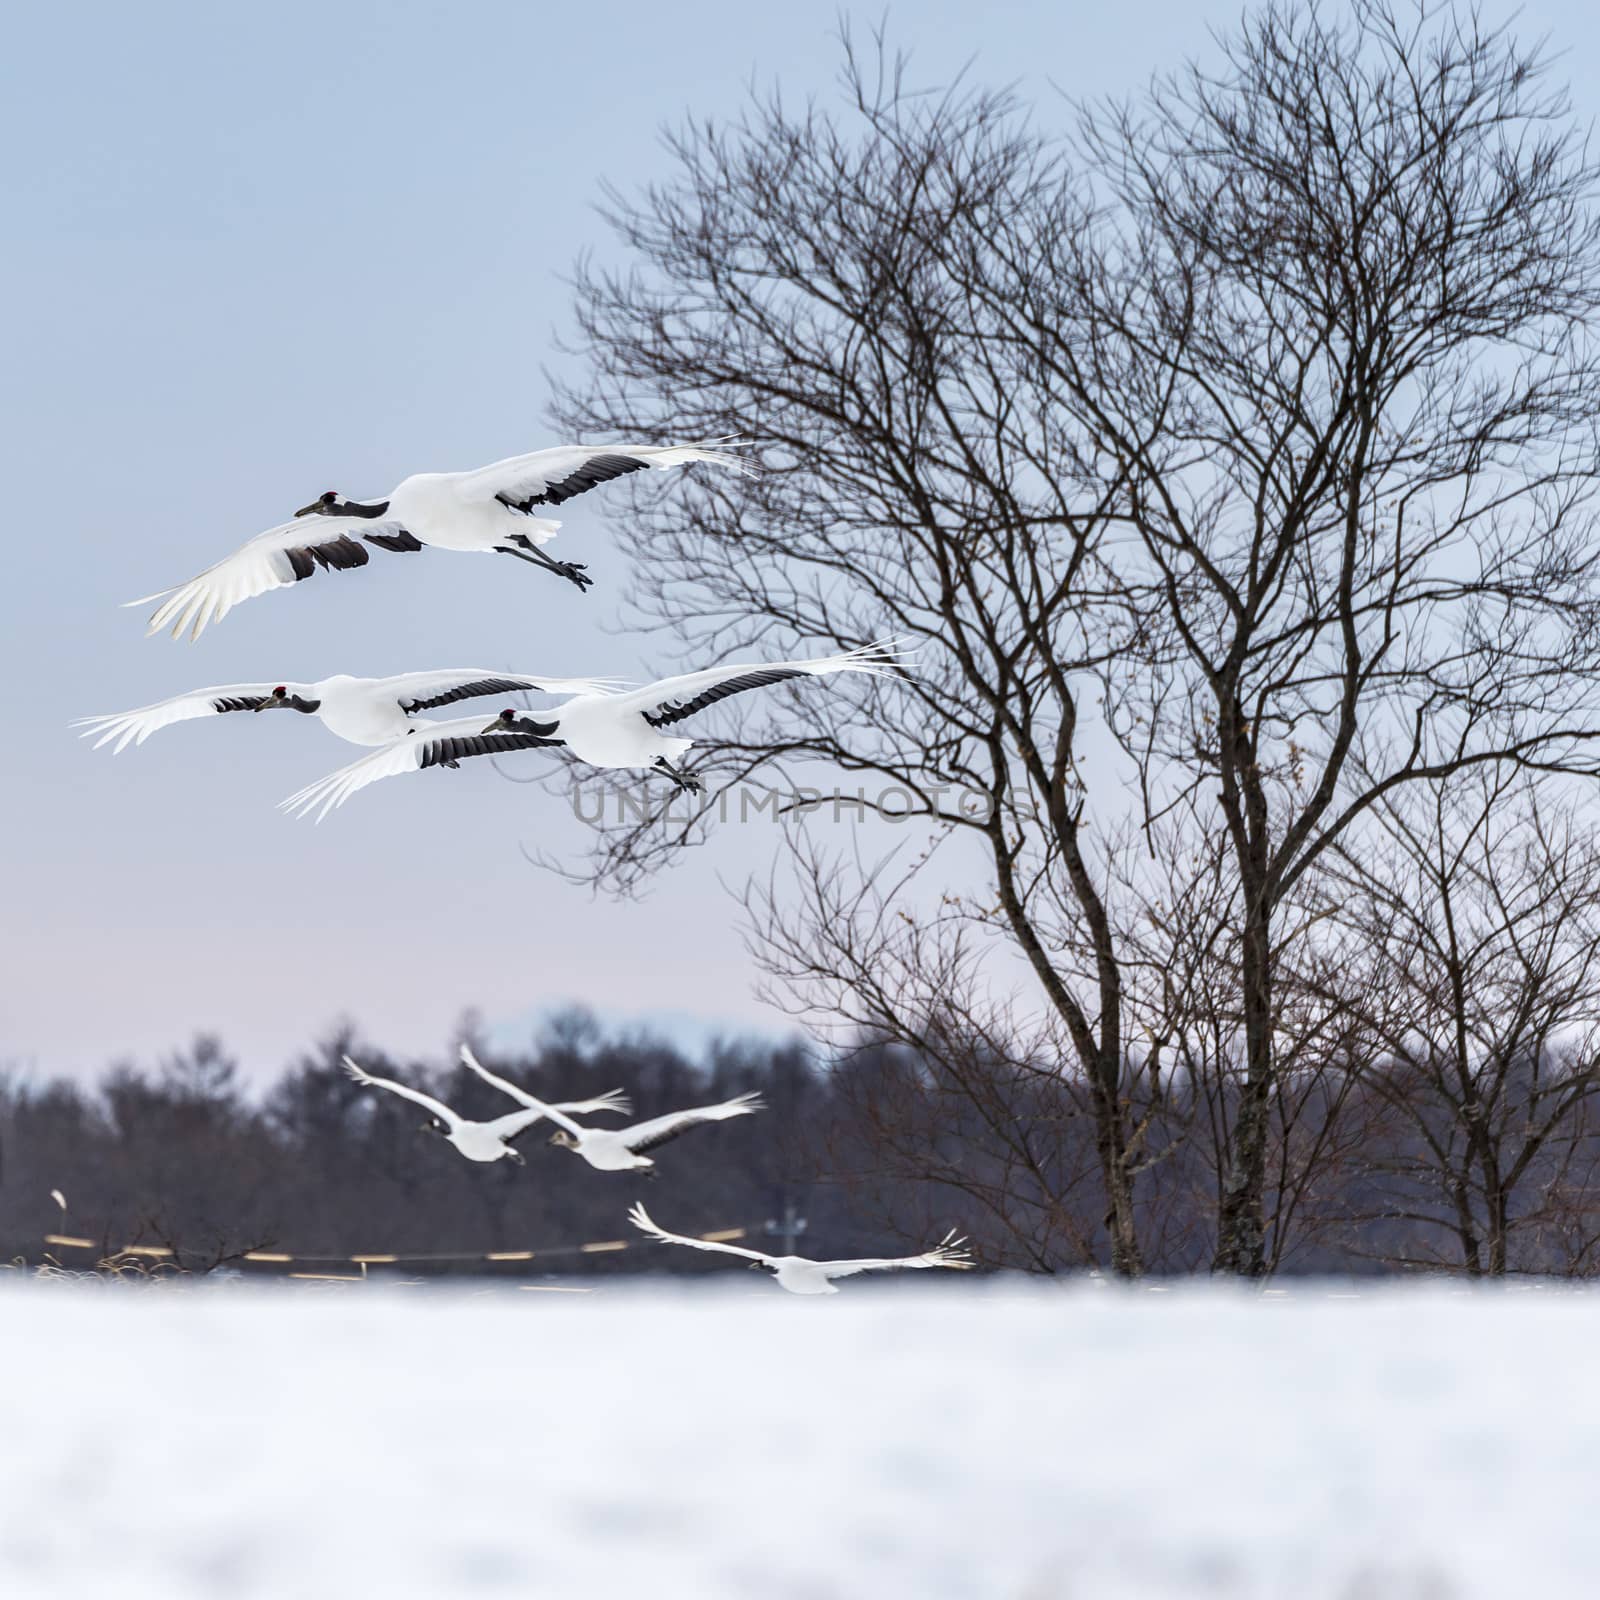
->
<box><xmin>4</xmin><ymin>0</ymin><xmax>1596</xmax><ymax>1080</ymax></box>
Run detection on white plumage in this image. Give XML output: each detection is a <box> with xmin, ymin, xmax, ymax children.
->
<box><xmin>627</xmin><ymin>1204</ymin><xmax>975</xmax><ymax>1294</ymax></box>
<box><xmin>129</xmin><ymin>440</ymin><xmax>754</xmax><ymax>640</ymax></box>
<box><xmin>459</xmin><ymin>1045</ymin><xmax>762</xmax><ymax>1174</ymax></box>
<box><xmin>279</xmin><ymin>641</ymin><xmax>909</xmax><ymax>820</ymax></box>
<box><xmin>341</xmin><ymin>1054</ymin><xmax>630</xmax><ymax>1166</ymax></box>
<box><xmin>73</xmin><ymin>669</ymin><xmax>624</xmax><ymax>753</ymax></box>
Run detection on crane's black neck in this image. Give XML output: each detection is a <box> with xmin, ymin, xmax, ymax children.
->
<box><xmin>508</xmin><ymin>715</ymin><xmax>561</xmax><ymax>739</ymax></box>
<box><xmin>332</xmin><ymin>497</ymin><xmax>391</xmax><ymax>519</ymax></box>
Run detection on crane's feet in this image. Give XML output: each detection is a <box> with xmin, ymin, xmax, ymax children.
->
<box><xmin>557</xmin><ymin>561</ymin><xmax>593</xmax><ymax>592</ymax></box>
<box><xmin>653</xmin><ymin>758</ymin><xmax>703</xmax><ymax>794</ymax></box>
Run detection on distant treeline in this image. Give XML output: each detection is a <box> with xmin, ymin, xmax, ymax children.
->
<box><xmin>3</xmin><ymin>1009</ymin><xmax>1598</xmax><ymax>1279</ymax></box>
<box><xmin>0</xmin><ymin>1014</ymin><xmax>879</xmax><ymax>1278</ymax></box>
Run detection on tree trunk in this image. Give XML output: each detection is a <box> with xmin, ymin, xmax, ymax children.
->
<box><xmin>1485</xmin><ymin>1185</ymin><xmax>1510</xmax><ymax>1277</ymax></box>
<box><xmin>1089</xmin><ymin>1050</ymin><xmax>1143</xmax><ymax>1276</ymax></box>
<box><xmin>1449</xmin><ymin>1176</ymin><xmax>1483</xmax><ymax>1278</ymax></box>
<box><xmin>1214</xmin><ymin>890</ymin><xmax>1273</xmax><ymax>1276</ymax></box>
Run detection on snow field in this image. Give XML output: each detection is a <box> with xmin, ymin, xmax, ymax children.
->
<box><xmin>3</xmin><ymin>1277</ymin><xmax>1597</xmax><ymax>1599</ymax></box>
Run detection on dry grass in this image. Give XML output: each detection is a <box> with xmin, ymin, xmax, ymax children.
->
<box><xmin>4</xmin><ymin>1253</ymin><xmax>195</xmax><ymax>1288</ymax></box>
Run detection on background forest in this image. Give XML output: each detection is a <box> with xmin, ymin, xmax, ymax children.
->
<box><xmin>5</xmin><ymin>992</ymin><xmax>1598</xmax><ymax>1278</ymax></box>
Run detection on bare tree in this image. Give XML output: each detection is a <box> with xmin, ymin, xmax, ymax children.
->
<box><xmin>556</xmin><ymin>4</ymin><xmax>1600</xmax><ymax>1275</ymax></box>
<box><xmin>1109</xmin><ymin>823</ymin><xmax>1395</xmax><ymax>1272</ymax></box>
<box><xmin>748</xmin><ymin>839</ymin><xmax>1148</xmax><ymax>1273</ymax></box>
<box><xmin>1007</xmin><ymin>0</ymin><xmax>1600</xmax><ymax>1273</ymax></box>
<box><xmin>556</xmin><ymin>41</ymin><xmax>1163</xmax><ymax>1273</ymax></box>
<box><xmin>1322</xmin><ymin>772</ymin><xmax>1600</xmax><ymax>1274</ymax></box>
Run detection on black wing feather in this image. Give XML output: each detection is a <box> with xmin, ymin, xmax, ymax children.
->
<box><xmin>497</xmin><ymin>452</ymin><xmax>651</xmax><ymax>512</ymax></box>
<box><xmin>365</xmin><ymin>530</ymin><xmax>425</xmax><ymax>553</ymax></box>
<box><xmin>211</xmin><ymin>694</ymin><xmax>317</xmax><ymax>713</ymax></box>
<box><xmin>620</xmin><ymin>1120</ymin><xmax>704</xmax><ymax>1158</ymax></box>
<box><xmin>643</xmin><ymin>668</ymin><xmax>809</xmax><ymax>729</ymax></box>
<box><xmin>418</xmin><ymin>731</ymin><xmax>565</xmax><ymax>770</ymax></box>
<box><xmin>285</xmin><ymin>534</ymin><xmax>371</xmax><ymax>581</ymax></box>
<box><xmin>624</xmin><ymin>1112</ymin><xmax>722</xmax><ymax>1156</ymax></box>
<box><xmin>400</xmin><ymin>677</ymin><xmax>537</xmax><ymax>713</ymax></box>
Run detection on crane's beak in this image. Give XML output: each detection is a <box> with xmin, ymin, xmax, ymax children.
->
<box><xmin>254</xmin><ymin>699</ymin><xmax>285</xmax><ymax>713</ymax></box>
<box><xmin>482</xmin><ymin>715</ymin><xmax>514</xmax><ymax>735</ymax></box>
<box><xmin>294</xmin><ymin>498</ymin><xmax>326</xmax><ymax>519</ymax></box>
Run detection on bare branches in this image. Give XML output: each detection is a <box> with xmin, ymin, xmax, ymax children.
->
<box><xmin>555</xmin><ymin>33</ymin><xmax>1162</xmax><ymax>1273</ymax></box>
<box><xmin>554</xmin><ymin>3</ymin><xmax>1600</xmax><ymax>1278</ymax></box>
<box><xmin>1321</xmin><ymin>772</ymin><xmax>1600</xmax><ymax>1273</ymax></box>
<box><xmin>1025</xmin><ymin>0</ymin><xmax>1600</xmax><ymax>1273</ymax></box>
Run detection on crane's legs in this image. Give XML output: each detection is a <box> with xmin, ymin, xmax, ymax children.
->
<box><xmin>498</xmin><ymin>537</ymin><xmax>593</xmax><ymax>592</ymax></box>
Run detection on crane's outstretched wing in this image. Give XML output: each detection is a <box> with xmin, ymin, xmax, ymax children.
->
<box><xmin>458</xmin><ymin>1046</ymin><xmax>588</xmax><ymax>1139</ymax></box>
<box><xmin>280</xmin><ymin>717</ymin><xmax>564</xmax><ymax>822</ymax></box>
<box><xmin>480</xmin><ymin>1107</ymin><xmax>556</xmax><ymax>1142</ymax></box>
<box><xmin>456</xmin><ymin>438</ymin><xmax>755</xmax><ymax>511</ymax></box>
<box><xmin>458</xmin><ymin>1046</ymin><xmax>632</xmax><ymax>1133</ymax></box>
<box><xmin>620</xmin><ymin>1092</ymin><xmax>764</xmax><ymax>1155</ymax></box>
<box><xmin>73</xmin><ymin>681</ymin><xmax>318</xmax><ymax>753</ymax></box>
<box><xmin>818</xmin><ymin>1232</ymin><xmax>975</xmax><ymax>1281</ymax></box>
<box><xmin>608</xmin><ymin>640</ymin><xmax>911</xmax><ymax>729</ymax></box>
<box><xmin>385</xmin><ymin>669</ymin><xmax>627</xmax><ymax>713</ymax></box>
<box><xmin>128</xmin><ymin>514</ymin><xmax>412</xmax><ymax>642</ymax></box>
<box><xmin>482</xmin><ymin>1096</ymin><xmax>629</xmax><ymax>1142</ymax></box>
<box><xmin>342</xmin><ymin>1055</ymin><xmax>459</xmax><ymax>1126</ymax></box>
<box><xmin>627</xmin><ymin>1203</ymin><xmax>771</xmax><ymax>1264</ymax></box>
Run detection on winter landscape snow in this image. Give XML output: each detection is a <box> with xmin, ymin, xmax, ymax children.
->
<box><xmin>4</xmin><ymin>1276</ymin><xmax>1597</xmax><ymax>1599</ymax></box>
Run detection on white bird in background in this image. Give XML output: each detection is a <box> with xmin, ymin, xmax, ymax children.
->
<box><xmin>341</xmin><ymin>1055</ymin><xmax>631</xmax><ymax>1166</ymax></box>
<box><xmin>279</xmin><ymin>641</ymin><xmax>908</xmax><ymax>820</ymax></box>
<box><xmin>460</xmin><ymin>1045</ymin><xmax>763</xmax><ymax>1174</ymax></box>
<box><xmin>73</xmin><ymin>668</ymin><xmax>625</xmax><ymax>754</ymax></box>
<box><xmin>627</xmin><ymin>1204</ymin><xmax>975</xmax><ymax>1295</ymax></box>
<box><xmin>130</xmin><ymin>439</ymin><xmax>755</xmax><ymax>640</ymax></box>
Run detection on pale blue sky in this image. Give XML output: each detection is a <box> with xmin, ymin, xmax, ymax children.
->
<box><xmin>3</xmin><ymin>0</ymin><xmax>1593</xmax><ymax>1077</ymax></box>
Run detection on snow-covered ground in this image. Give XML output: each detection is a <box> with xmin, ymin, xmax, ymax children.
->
<box><xmin>3</xmin><ymin>1276</ymin><xmax>1597</xmax><ymax>1599</ymax></box>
